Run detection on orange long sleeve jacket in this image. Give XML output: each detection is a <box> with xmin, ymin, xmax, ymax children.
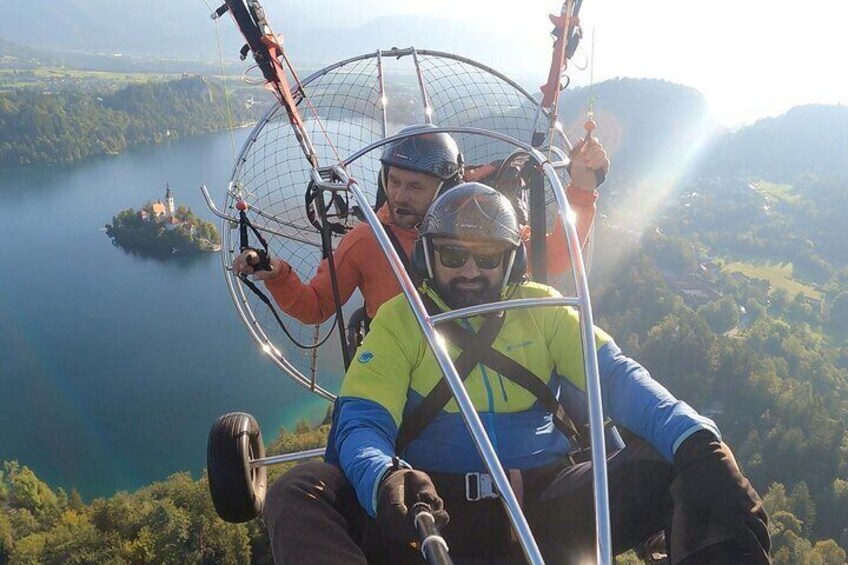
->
<box><xmin>264</xmin><ymin>185</ymin><xmax>596</xmax><ymax>325</ymax></box>
<box><xmin>264</xmin><ymin>205</ymin><xmax>417</xmax><ymax>324</ymax></box>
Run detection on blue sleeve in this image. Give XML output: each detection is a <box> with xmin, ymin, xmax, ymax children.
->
<box><xmin>597</xmin><ymin>341</ymin><xmax>720</xmax><ymax>461</ymax></box>
<box><xmin>332</xmin><ymin>396</ymin><xmax>406</xmax><ymax>517</ymax></box>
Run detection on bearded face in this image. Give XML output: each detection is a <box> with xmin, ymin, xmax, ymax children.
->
<box><xmin>431</xmin><ymin>239</ymin><xmax>509</xmax><ymax>309</ymax></box>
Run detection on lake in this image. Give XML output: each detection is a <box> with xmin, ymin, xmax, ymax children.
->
<box><xmin>0</xmin><ymin>129</ymin><xmax>333</xmax><ymax>500</ymax></box>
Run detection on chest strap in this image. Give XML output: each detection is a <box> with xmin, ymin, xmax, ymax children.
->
<box><xmin>395</xmin><ymin>307</ymin><xmax>504</xmax><ymax>455</ymax></box>
<box><xmin>395</xmin><ymin>296</ymin><xmax>587</xmax><ymax>456</ymax></box>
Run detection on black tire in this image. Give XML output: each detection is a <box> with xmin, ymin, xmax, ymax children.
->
<box><xmin>207</xmin><ymin>412</ymin><xmax>267</xmax><ymax>523</ymax></box>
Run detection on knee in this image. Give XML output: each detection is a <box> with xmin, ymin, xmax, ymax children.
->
<box><xmin>264</xmin><ymin>461</ymin><xmax>343</xmax><ymax>526</ymax></box>
<box><xmin>677</xmin><ymin>539</ymin><xmax>763</xmax><ymax>565</ymax></box>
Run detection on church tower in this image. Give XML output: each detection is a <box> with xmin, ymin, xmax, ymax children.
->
<box><xmin>165</xmin><ymin>183</ymin><xmax>175</xmax><ymax>217</ymax></box>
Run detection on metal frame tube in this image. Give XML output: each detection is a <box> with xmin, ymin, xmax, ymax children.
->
<box><xmin>375</xmin><ymin>50</ymin><xmax>388</xmax><ymax>138</ymax></box>
<box><xmin>429</xmin><ymin>297</ymin><xmax>579</xmax><ymax>325</ymax></box>
<box><xmin>202</xmin><ymin>185</ymin><xmax>322</xmax><ymax>248</ymax></box>
<box><xmin>543</xmin><ymin>159</ymin><xmax>612</xmax><ymax>564</ymax></box>
<box><xmin>250</xmin><ymin>447</ymin><xmax>326</xmax><ymax>468</ymax></box>
<box><xmin>411</xmin><ymin>48</ymin><xmax>433</xmax><ymax>124</ymax></box>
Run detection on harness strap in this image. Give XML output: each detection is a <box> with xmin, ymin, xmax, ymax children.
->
<box><xmin>395</xmin><ymin>306</ymin><xmax>505</xmax><ymax>455</ymax></box>
<box><xmin>234</xmin><ymin>207</ymin><xmax>336</xmax><ymax>350</ymax></box>
<box><xmin>238</xmin><ymin>208</ymin><xmax>271</xmax><ymax>270</ymax></box>
<box><xmin>382</xmin><ymin>223</ymin><xmax>421</xmax><ymax>288</ymax></box>
<box><xmin>396</xmin><ymin>295</ymin><xmax>587</xmax><ymax>455</ymax></box>
<box><xmin>446</xmin><ymin>322</ymin><xmax>585</xmax><ymax>450</ymax></box>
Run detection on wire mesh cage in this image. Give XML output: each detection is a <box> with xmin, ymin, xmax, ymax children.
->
<box><xmin>220</xmin><ymin>48</ymin><xmax>576</xmax><ymax>399</ymax></box>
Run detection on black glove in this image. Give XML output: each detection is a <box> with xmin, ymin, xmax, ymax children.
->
<box><xmin>674</xmin><ymin>431</ymin><xmax>771</xmax><ymax>564</ymax></box>
<box><xmin>376</xmin><ymin>468</ymin><xmax>449</xmax><ymax>546</ymax></box>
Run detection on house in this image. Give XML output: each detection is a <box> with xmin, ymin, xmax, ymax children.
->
<box><xmin>146</xmin><ymin>184</ymin><xmax>177</xmax><ymax>222</ymax></box>
<box><xmin>150</xmin><ymin>201</ymin><xmax>167</xmax><ymax>219</ymax></box>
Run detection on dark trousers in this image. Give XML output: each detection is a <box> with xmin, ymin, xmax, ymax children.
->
<box><xmin>263</xmin><ymin>438</ymin><xmax>758</xmax><ymax>564</ymax></box>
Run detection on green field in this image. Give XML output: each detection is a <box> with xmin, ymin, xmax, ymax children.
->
<box><xmin>0</xmin><ymin>67</ymin><xmax>178</xmax><ymax>90</ymax></box>
<box><xmin>722</xmin><ymin>260</ymin><xmax>822</xmax><ymax>299</ymax></box>
<box><xmin>0</xmin><ymin>67</ymin><xmax>248</xmax><ymax>94</ymax></box>
<box><xmin>750</xmin><ymin>180</ymin><xmax>800</xmax><ymax>204</ymax></box>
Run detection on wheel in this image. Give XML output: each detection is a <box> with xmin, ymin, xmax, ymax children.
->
<box><xmin>207</xmin><ymin>412</ymin><xmax>267</xmax><ymax>523</ymax></box>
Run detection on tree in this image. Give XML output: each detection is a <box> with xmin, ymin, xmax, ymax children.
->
<box><xmin>827</xmin><ymin>292</ymin><xmax>848</xmax><ymax>333</ymax></box>
<box><xmin>746</xmin><ymin>297</ymin><xmax>768</xmax><ymax>323</ymax></box>
<box><xmin>639</xmin><ymin>310</ymin><xmax>716</xmax><ymax>401</ymax></box>
<box><xmin>811</xmin><ymin>539</ymin><xmax>847</xmax><ymax>565</ymax></box>
<box><xmin>771</xmin><ymin>288</ymin><xmax>790</xmax><ymax>314</ymax></box>
<box><xmin>5</xmin><ymin>462</ymin><xmax>59</xmax><ymax>522</ymax></box>
<box><xmin>789</xmin><ymin>482</ymin><xmax>817</xmax><ymax>537</ymax></box>
<box><xmin>698</xmin><ymin>295</ymin><xmax>740</xmax><ymax>333</ymax></box>
<box><xmin>0</xmin><ymin>511</ymin><xmax>12</xmax><ymax>563</ymax></box>
<box><xmin>764</xmin><ymin>483</ymin><xmax>790</xmax><ymax>517</ymax></box>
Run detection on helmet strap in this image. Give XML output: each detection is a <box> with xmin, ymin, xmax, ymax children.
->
<box><xmin>422</xmin><ymin>237</ymin><xmax>435</xmax><ymax>279</ymax></box>
<box><xmin>500</xmin><ymin>248</ymin><xmax>517</xmax><ymax>294</ymax></box>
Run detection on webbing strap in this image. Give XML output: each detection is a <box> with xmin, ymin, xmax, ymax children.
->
<box><xmin>234</xmin><ymin>207</ymin><xmax>336</xmax><ymax>351</ymax></box>
<box><xmin>395</xmin><ymin>307</ymin><xmax>505</xmax><ymax>455</ymax></box>
<box><xmin>446</xmin><ymin>325</ymin><xmax>585</xmax><ymax>450</ymax></box>
<box><xmin>396</xmin><ymin>296</ymin><xmax>586</xmax><ymax>455</ymax></box>
<box><xmin>382</xmin><ymin>223</ymin><xmax>421</xmax><ymax>288</ymax></box>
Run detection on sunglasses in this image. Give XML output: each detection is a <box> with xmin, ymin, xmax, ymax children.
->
<box><xmin>434</xmin><ymin>245</ymin><xmax>505</xmax><ymax>270</ymax></box>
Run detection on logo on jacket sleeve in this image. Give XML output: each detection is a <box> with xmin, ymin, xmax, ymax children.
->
<box><xmin>358</xmin><ymin>351</ymin><xmax>375</xmax><ymax>364</ymax></box>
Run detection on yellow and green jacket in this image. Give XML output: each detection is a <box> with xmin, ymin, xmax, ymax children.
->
<box><xmin>324</xmin><ymin>282</ymin><xmax>719</xmax><ymax>516</ymax></box>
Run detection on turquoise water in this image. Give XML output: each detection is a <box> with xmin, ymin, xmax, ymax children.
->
<box><xmin>0</xmin><ymin>130</ymin><xmax>332</xmax><ymax>500</ymax></box>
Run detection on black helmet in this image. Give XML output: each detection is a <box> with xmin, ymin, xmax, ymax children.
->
<box><xmin>413</xmin><ymin>182</ymin><xmax>526</xmax><ymax>286</ymax></box>
<box><xmin>419</xmin><ymin>182</ymin><xmax>521</xmax><ymax>246</ymax></box>
<box><xmin>380</xmin><ymin>124</ymin><xmax>463</xmax><ymax>183</ymax></box>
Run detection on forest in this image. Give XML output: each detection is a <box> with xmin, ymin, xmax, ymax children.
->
<box><xmin>0</xmin><ymin>76</ymin><xmax>259</xmax><ymax>168</ymax></box>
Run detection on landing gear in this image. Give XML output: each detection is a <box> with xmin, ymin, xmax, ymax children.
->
<box><xmin>207</xmin><ymin>412</ymin><xmax>267</xmax><ymax>523</ymax></box>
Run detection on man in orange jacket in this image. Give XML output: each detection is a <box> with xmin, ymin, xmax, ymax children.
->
<box><xmin>232</xmin><ymin>126</ymin><xmax>609</xmax><ymax>325</ymax></box>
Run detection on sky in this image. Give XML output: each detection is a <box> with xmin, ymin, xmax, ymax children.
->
<box><xmin>267</xmin><ymin>0</ymin><xmax>848</xmax><ymax>127</ymax></box>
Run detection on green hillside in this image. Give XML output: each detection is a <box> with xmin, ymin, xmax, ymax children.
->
<box><xmin>0</xmin><ymin>76</ymin><xmax>260</xmax><ymax>168</ymax></box>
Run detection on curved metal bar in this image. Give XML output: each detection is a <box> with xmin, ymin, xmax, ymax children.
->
<box><xmin>341</xmin><ymin>128</ymin><xmax>613</xmax><ymax>562</ymax></box>
<box><xmin>220</xmin><ymin>227</ymin><xmax>337</xmax><ymax>401</ymax></box>
<box><xmin>288</xmin><ymin>47</ymin><xmax>543</xmax><ymax>117</ymax></box>
<box><xmin>541</xmin><ymin>145</ymin><xmax>571</xmax><ymax>169</ymax></box>
<box><xmin>250</xmin><ymin>447</ymin><xmax>326</xmax><ymax>468</ymax></box>
<box><xmin>201</xmin><ymin>184</ymin><xmax>239</xmax><ymax>223</ymax></box>
<box><xmin>201</xmin><ymin>185</ymin><xmax>321</xmax><ymax>248</ymax></box>
<box><xmin>342</xmin><ymin>126</ymin><xmax>551</xmax><ymax>169</ymax></box>
<box><xmin>338</xmin><ymin>171</ymin><xmax>544</xmax><ymax>564</ymax></box>
<box><xmin>429</xmin><ymin>297</ymin><xmax>580</xmax><ymax>325</ymax></box>
<box><xmin>543</xmin><ymin>159</ymin><xmax>612</xmax><ymax>564</ymax></box>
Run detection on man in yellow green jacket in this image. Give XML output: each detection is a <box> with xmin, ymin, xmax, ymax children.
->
<box><xmin>263</xmin><ymin>183</ymin><xmax>771</xmax><ymax>564</ymax></box>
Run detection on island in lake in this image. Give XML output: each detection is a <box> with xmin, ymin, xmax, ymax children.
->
<box><xmin>106</xmin><ymin>184</ymin><xmax>220</xmax><ymax>257</ymax></box>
